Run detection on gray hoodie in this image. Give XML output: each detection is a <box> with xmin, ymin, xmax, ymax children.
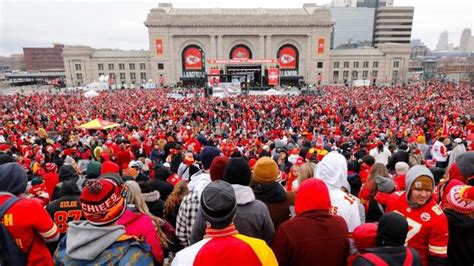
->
<box><xmin>404</xmin><ymin>165</ymin><xmax>435</xmax><ymax>208</ymax></box>
<box><xmin>65</xmin><ymin>221</ymin><xmax>125</xmax><ymax>260</ymax></box>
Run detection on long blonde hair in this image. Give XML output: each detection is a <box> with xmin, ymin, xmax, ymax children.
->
<box><xmin>297</xmin><ymin>162</ymin><xmax>315</xmax><ymax>186</ymax></box>
<box><xmin>125</xmin><ymin>181</ymin><xmax>170</xmax><ymax>249</ymax></box>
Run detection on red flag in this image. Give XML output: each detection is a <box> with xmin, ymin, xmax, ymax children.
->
<box><xmin>442</xmin><ymin>116</ymin><xmax>449</xmax><ymax>136</ymax></box>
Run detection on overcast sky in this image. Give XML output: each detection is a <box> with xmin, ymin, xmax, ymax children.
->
<box><xmin>0</xmin><ymin>0</ymin><xmax>472</xmax><ymax>56</ymax></box>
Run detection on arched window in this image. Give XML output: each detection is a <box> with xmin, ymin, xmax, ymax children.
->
<box><xmin>277</xmin><ymin>44</ymin><xmax>299</xmax><ymax>70</ymax></box>
<box><xmin>182</xmin><ymin>45</ymin><xmax>205</xmax><ymax>71</ymax></box>
<box><xmin>229</xmin><ymin>44</ymin><xmax>252</xmax><ymax>59</ymax></box>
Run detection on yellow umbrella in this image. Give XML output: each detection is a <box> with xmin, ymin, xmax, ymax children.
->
<box><xmin>76</xmin><ymin>119</ymin><xmax>120</xmax><ymax>130</ymax></box>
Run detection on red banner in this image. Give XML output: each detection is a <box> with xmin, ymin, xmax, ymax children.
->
<box><xmin>278</xmin><ymin>46</ymin><xmax>297</xmax><ymax>69</ymax></box>
<box><xmin>183</xmin><ymin>47</ymin><xmax>203</xmax><ymax>70</ymax></box>
<box><xmin>317</xmin><ymin>38</ymin><xmax>324</xmax><ymax>54</ymax></box>
<box><xmin>268</xmin><ymin>67</ymin><xmax>279</xmax><ymax>86</ymax></box>
<box><xmin>231</xmin><ymin>46</ymin><xmax>251</xmax><ymax>59</ymax></box>
<box><xmin>159</xmin><ymin>75</ymin><xmax>165</xmax><ymax>85</ymax></box>
<box><xmin>209</xmin><ymin>68</ymin><xmax>220</xmax><ymax>86</ymax></box>
<box><xmin>155</xmin><ymin>39</ymin><xmax>163</xmax><ymax>55</ymax></box>
<box><xmin>318</xmin><ymin>74</ymin><xmax>323</xmax><ymax>82</ymax></box>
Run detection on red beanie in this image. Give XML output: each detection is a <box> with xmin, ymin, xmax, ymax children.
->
<box><xmin>209</xmin><ymin>156</ymin><xmax>229</xmax><ymax>181</ymax></box>
<box><xmin>295</xmin><ymin>178</ymin><xmax>331</xmax><ymax>216</ymax></box>
<box><xmin>101</xmin><ymin>161</ymin><xmax>120</xmax><ymax>174</ymax></box>
<box><xmin>353</xmin><ymin>223</ymin><xmax>378</xmax><ymax>250</ymax></box>
<box><xmin>45</xmin><ymin>163</ymin><xmax>58</xmax><ymax>173</ymax></box>
<box><xmin>445</xmin><ymin>185</ymin><xmax>474</xmax><ymax>214</ymax></box>
<box><xmin>80</xmin><ymin>179</ymin><xmax>126</xmax><ymax>225</ymax></box>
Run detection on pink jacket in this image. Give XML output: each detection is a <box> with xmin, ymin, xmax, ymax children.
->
<box><xmin>118</xmin><ymin>209</ymin><xmax>164</xmax><ymax>264</ymax></box>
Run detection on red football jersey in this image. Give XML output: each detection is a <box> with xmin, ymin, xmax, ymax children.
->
<box><xmin>0</xmin><ymin>195</ymin><xmax>59</xmax><ymax>266</ymax></box>
<box><xmin>386</xmin><ymin>191</ymin><xmax>448</xmax><ymax>266</ymax></box>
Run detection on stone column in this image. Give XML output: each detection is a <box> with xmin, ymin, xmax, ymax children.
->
<box><xmin>259</xmin><ymin>35</ymin><xmax>265</xmax><ymax>58</ymax></box>
<box><xmin>217</xmin><ymin>35</ymin><xmax>223</xmax><ymax>59</ymax></box>
<box><xmin>265</xmin><ymin>35</ymin><xmax>272</xmax><ymax>59</ymax></box>
<box><xmin>210</xmin><ymin>35</ymin><xmax>217</xmax><ymax>60</ymax></box>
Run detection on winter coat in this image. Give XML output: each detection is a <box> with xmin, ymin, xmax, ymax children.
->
<box><xmin>445</xmin><ymin>209</ymin><xmax>474</xmax><ymax>266</ymax></box>
<box><xmin>54</xmin><ymin>221</ymin><xmax>153</xmax><ymax>265</ymax></box>
<box><xmin>366</xmin><ymin>192</ymin><xmax>392</xmax><ymax>222</ymax></box>
<box><xmin>190</xmin><ymin>184</ymin><xmax>275</xmax><ymax>245</ymax></box>
<box><xmin>146</xmin><ymin>179</ymin><xmax>173</xmax><ymax>202</ymax></box>
<box><xmin>271</xmin><ymin>210</ymin><xmax>350</xmax><ymax>266</ymax></box>
<box><xmin>387</xmin><ymin>151</ymin><xmax>409</xmax><ymax>172</ymax></box>
<box><xmin>252</xmin><ymin>182</ymin><xmax>295</xmax><ymax>230</ymax></box>
<box><xmin>117</xmin><ymin>208</ymin><xmax>164</xmax><ymax>264</ymax></box>
<box><xmin>348</xmin><ymin>171</ymin><xmax>362</xmax><ymax>197</ymax></box>
<box><xmin>351</xmin><ymin>246</ymin><xmax>422</xmax><ymax>266</ymax></box>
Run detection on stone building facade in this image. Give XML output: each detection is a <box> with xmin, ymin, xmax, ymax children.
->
<box><xmin>63</xmin><ymin>3</ymin><xmax>410</xmax><ymax>87</ymax></box>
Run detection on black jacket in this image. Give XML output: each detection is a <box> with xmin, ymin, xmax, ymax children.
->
<box><xmin>387</xmin><ymin>151</ymin><xmax>409</xmax><ymax>171</ymax></box>
<box><xmin>352</xmin><ymin>246</ymin><xmax>422</xmax><ymax>266</ymax></box>
<box><xmin>445</xmin><ymin>209</ymin><xmax>474</xmax><ymax>266</ymax></box>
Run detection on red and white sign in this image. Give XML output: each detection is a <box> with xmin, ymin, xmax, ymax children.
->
<box><xmin>209</xmin><ymin>68</ymin><xmax>220</xmax><ymax>86</ymax></box>
<box><xmin>156</xmin><ymin>39</ymin><xmax>163</xmax><ymax>55</ymax></box>
<box><xmin>231</xmin><ymin>46</ymin><xmax>251</xmax><ymax>59</ymax></box>
<box><xmin>317</xmin><ymin>38</ymin><xmax>325</xmax><ymax>54</ymax></box>
<box><xmin>159</xmin><ymin>75</ymin><xmax>165</xmax><ymax>85</ymax></box>
<box><xmin>268</xmin><ymin>67</ymin><xmax>279</xmax><ymax>86</ymax></box>
<box><xmin>183</xmin><ymin>47</ymin><xmax>203</xmax><ymax>70</ymax></box>
<box><xmin>207</xmin><ymin>59</ymin><xmax>277</xmax><ymax>64</ymax></box>
<box><xmin>278</xmin><ymin>46</ymin><xmax>297</xmax><ymax>69</ymax></box>
<box><xmin>317</xmin><ymin>74</ymin><xmax>323</xmax><ymax>82</ymax></box>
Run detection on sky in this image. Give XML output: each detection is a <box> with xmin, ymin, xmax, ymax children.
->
<box><xmin>0</xmin><ymin>0</ymin><xmax>473</xmax><ymax>56</ymax></box>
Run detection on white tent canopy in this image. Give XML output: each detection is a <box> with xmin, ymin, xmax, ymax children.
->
<box><xmin>263</xmin><ymin>88</ymin><xmax>284</xmax><ymax>95</ymax></box>
<box><xmin>84</xmin><ymin>90</ymin><xmax>100</xmax><ymax>98</ymax></box>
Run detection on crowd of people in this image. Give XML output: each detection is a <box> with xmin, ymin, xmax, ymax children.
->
<box><xmin>0</xmin><ymin>81</ymin><xmax>473</xmax><ymax>266</ymax></box>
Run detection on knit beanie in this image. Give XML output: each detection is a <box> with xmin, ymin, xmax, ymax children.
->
<box><xmin>45</xmin><ymin>162</ymin><xmax>58</xmax><ymax>173</ymax></box>
<box><xmin>395</xmin><ymin>162</ymin><xmax>409</xmax><ymax>175</ymax></box>
<box><xmin>199</xmin><ymin>146</ymin><xmax>222</xmax><ymax>170</ymax></box>
<box><xmin>445</xmin><ymin>185</ymin><xmax>474</xmax><ymax>214</ymax></box>
<box><xmin>58</xmin><ymin>165</ymin><xmax>79</xmax><ymax>182</ymax></box>
<box><xmin>200</xmin><ymin>180</ymin><xmax>237</xmax><ymax>229</ymax></box>
<box><xmin>223</xmin><ymin>158</ymin><xmax>251</xmax><ymax>186</ymax></box>
<box><xmin>252</xmin><ymin>157</ymin><xmax>280</xmax><ymax>184</ymax></box>
<box><xmin>416</xmin><ymin>135</ymin><xmax>425</xmax><ymax>144</ymax></box>
<box><xmin>375</xmin><ymin>175</ymin><xmax>395</xmax><ymax>193</ymax></box>
<box><xmin>80</xmin><ymin>178</ymin><xmax>126</xmax><ymax>226</ymax></box>
<box><xmin>101</xmin><ymin>161</ymin><xmax>120</xmax><ymax>174</ymax></box>
<box><xmin>86</xmin><ymin>161</ymin><xmax>102</xmax><ymax>179</ymax></box>
<box><xmin>376</xmin><ymin>212</ymin><xmax>408</xmax><ymax>247</ymax></box>
<box><xmin>295</xmin><ymin>178</ymin><xmax>331</xmax><ymax>215</ymax></box>
<box><xmin>0</xmin><ymin>162</ymin><xmax>28</xmax><ymax>195</ymax></box>
<box><xmin>209</xmin><ymin>156</ymin><xmax>229</xmax><ymax>181</ymax></box>
<box><xmin>353</xmin><ymin>223</ymin><xmax>377</xmax><ymax>250</ymax></box>
<box><xmin>411</xmin><ymin>176</ymin><xmax>434</xmax><ymax>192</ymax></box>
<box><xmin>122</xmin><ymin>167</ymin><xmax>138</xmax><ymax>178</ymax></box>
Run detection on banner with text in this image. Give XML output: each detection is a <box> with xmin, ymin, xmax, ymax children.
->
<box><xmin>268</xmin><ymin>67</ymin><xmax>279</xmax><ymax>86</ymax></box>
<box><xmin>209</xmin><ymin>68</ymin><xmax>221</xmax><ymax>86</ymax></box>
<box><xmin>317</xmin><ymin>38</ymin><xmax>325</xmax><ymax>54</ymax></box>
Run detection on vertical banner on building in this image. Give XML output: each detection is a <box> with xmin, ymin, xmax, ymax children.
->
<box><xmin>183</xmin><ymin>47</ymin><xmax>203</xmax><ymax>70</ymax></box>
<box><xmin>268</xmin><ymin>67</ymin><xmax>279</xmax><ymax>86</ymax></box>
<box><xmin>159</xmin><ymin>75</ymin><xmax>165</xmax><ymax>86</ymax></box>
<box><xmin>155</xmin><ymin>39</ymin><xmax>163</xmax><ymax>55</ymax></box>
<box><xmin>317</xmin><ymin>38</ymin><xmax>325</xmax><ymax>54</ymax></box>
<box><xmin>277</xmin><ymin>46</ymin><xmax>298</xmax><ymax>69</ymax></box>
<box><xmin>209</xmin><ymin>68</ymin><xmax>220</xmax><ymax>86</ymax></box>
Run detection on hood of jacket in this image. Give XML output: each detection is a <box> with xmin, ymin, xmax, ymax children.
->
<box><xmin>252</xmin><ymin>182</ymin><xmax>287</xmax><ymax>203</ymax></box>
<box><xmin>404</xmin><ymin>165</ymin><xmax>434</xmax><ymax>204</ymax></box>
<box><xmin>141</xmin><ymin>190</ymin><xmax>160</xmax><ymax>202</ymax></box>
<box><xmin>65</xmin><ymin>220</ymin><xmax>125</xmax><ymax>261</ymax></box>
<box><xmin>59</xmin><ymin>164</ymin><xmax>79</xmax><ymax>182</ymax></box>
<box><xmin>58</xmin><ymin>180</ymin><xmax>81</xmax><ymax>198</ymax></box>
<box><xmin>315</xmin><ymin>151</ymin><xmax>347</xmax><ymax>191</ymax></box>
<box><xmin>187</xmin><ymin>171</ymin><xmax>211</xmax><ymax>195</ymax></box>
<box><xmin>232</xmin><ymin>184</ymin><xmax>255</xmax><ymax>205</ymax></box>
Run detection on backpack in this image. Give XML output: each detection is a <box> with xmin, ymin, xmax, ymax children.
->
<box><xmin>361</xmin><ymin>247</ymin><xmax>413</xmax><ymax>266</ymax></box>
<box><xmin>0</xmin><ymin>194</ymin><xmax>28</xmax><ymax>266</ymax></box>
